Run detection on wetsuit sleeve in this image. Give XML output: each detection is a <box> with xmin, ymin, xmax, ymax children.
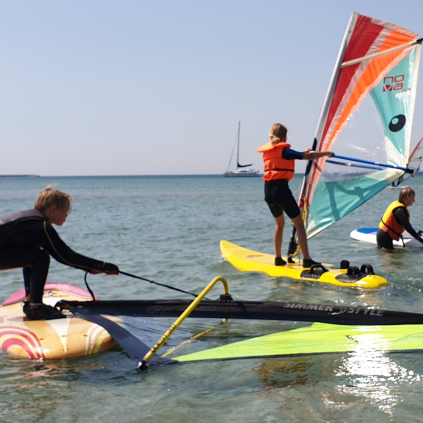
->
<box><xmin>282</xmin><ymin>148</ymin><xmax>304</xmax><ymax>160</ymax></box>
<box><xmin>393</xmin><ymin>208</ymin><xmax>423</xmax><ymax>244</ymax></box>
<box><xmin>42</xmin><ymin>222</ymin><xmax>106</xmax><ymax>271</ymax></box>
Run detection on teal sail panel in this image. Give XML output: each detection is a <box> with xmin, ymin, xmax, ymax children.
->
<box><xmin>306</xmin><ymin>170</ymin><xmax>401</xmax><ymax>236</ymax></box>
<box><xmin>370</xmin><ymin>48</ymin><xmax>420</xmax><ymax>166</ymax></box>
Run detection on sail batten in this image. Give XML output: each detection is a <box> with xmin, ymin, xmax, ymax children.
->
<box><xmin>341</xmin><ymin>39</ymin><xmax>422</xmax><ymax>68</ymax></box>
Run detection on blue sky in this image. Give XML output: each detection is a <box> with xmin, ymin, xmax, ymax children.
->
<box><xmin>1</xmin><ymin>0</ymin><xmax>422</xmax><ymax>176</ymax></box>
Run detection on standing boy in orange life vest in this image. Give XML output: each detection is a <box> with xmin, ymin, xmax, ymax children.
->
<box><xmin>258</xmin><ymin>123</ymin><xmax>334</xmax><ymax>267</ymax></box>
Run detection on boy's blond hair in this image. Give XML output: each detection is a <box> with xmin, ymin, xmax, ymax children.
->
<box><xmin>270</xmin><ymin>123</ymin><xmax>288</xmax><ymax>146</ymax></box>
<box><xmin>399</xmin><ymin>187</ymin><xmax>415</xmax><ymax>204</ymax></box>
<box><xmin>34</xmin><ymin>187</ymin><xmax>72</xmax><ymax>213</ymax></box>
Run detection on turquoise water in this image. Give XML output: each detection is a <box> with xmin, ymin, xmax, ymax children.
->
<box><xmin>1</xmin><ymin>175</ymin><xmax>423</xmax><ymax>422</ymax></box>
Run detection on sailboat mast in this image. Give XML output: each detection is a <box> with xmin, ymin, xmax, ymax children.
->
<box><xmin>236</xmin><ymin>121</ymin><xmax>241</xmax><ymax>168</ymax></box>
<box><xmin>287</xmin><ymin>14</ymin><xmax>358</xmax><ymax>260</ymax></box>
<box><xmin>301</xmin><ymin>13</ymin><xmax>358</xmax><ymax>206</ymax></box>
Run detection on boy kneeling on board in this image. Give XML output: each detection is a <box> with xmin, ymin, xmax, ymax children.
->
<box><xmin>0</xmin><ymin>187</ymin><xmax>119</xmax><ymax>320</ymax></box>
<box><xmin>377</xmin><ymin>187</ymin><xmax>423</xmax><ymax>249</ymax></box>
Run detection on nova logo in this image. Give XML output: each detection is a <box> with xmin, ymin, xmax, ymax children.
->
<box><xmin>383</xmin><ymin>75</ymin><xmax>405</xmax><ymax>92</ymax></box>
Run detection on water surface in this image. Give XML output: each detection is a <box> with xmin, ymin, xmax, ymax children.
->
<box><xmin>1</xmin><ymin>175</ymin><xmax>423</xmax><ymax>422</ymax></box>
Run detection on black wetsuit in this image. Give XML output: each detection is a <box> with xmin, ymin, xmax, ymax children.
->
<box><xmin>0</xmin><ymin>209</ymin><xmax>106</xmax><ymax>303</ymax></box>
<box><xmin>265</xmin><ymin>148</ymin><xmax>304</xmax><ymax>219</ymax></box>
<box><xmin>376</xmin><ymin>207</ymin><xmax>423</xmax><ymax>249</ymax></box>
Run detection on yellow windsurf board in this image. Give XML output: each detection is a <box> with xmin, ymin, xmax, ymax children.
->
<box><xmin>220</xmin><ymin>240</ymin><xmax>387</xmax><ymax>288</ymax></box>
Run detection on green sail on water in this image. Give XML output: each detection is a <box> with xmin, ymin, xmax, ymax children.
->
<box><xmin>174</xmin><ymin>323</ymin><xmax>423</xmax><ymax>363</ymax></box>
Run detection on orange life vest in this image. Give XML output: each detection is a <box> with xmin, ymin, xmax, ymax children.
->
<box><xmin>257</xmin><ymin>141</ymin><xmax>295</xmax><ymax>182</ymax></box>
<box><xmin>379</xmin><ymin>201</ymin><xmax>410</xmax><ymax>241</ymax></box>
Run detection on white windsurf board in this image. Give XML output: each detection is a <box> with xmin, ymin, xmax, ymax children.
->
<box><xmin>350</xmin><ymin>228</ymin><xmax>423</xmax><ymax>248</ymax></box>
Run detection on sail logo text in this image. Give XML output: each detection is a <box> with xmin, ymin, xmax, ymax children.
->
<box><xmin>383</xmin><ymin>75</ymin><xmax>405</xmax><ymax>92</ymax></box>
<box><xmin>282</xmin><ymin>303</ymin><xmax>384</xmax><ymax>316</ymax></box>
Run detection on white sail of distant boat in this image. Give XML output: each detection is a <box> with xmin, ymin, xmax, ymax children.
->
<box><xmin>224</xmin><ymin>122</ymin><xmax>260</xmax><ymax>177</ymax></box>
<box><xmin>288</xmin><ymin>12</ymin><xmax>422</xmax><ymax>258</ymax></box>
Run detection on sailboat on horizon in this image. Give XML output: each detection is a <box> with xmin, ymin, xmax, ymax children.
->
<box><xmin>224</xmin><ymin>122</ymin><xmax>260</xmax><ymax>177</ymax></box>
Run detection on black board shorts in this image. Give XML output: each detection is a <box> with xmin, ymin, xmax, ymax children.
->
<box><xmin>264</xmin><ymin>179</ymin><xmax>300</xmax><ymax>219</ymax></box>
<box><xmin>376</xmin><ymin>229</ymin><xmax>394</xmax><ymax>249</ymax></box>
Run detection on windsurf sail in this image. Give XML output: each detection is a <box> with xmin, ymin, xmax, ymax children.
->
<box><xmin>408</xmin><ymin>136</ymin><xmax>423</xmax><ymax>173</ymax></box>
<box><xmin>392</xmin><ymin>135</ymin><xmax>423</xmax><ymax>186</ymax></box>
<box><xmin>56</xmin><ymin>275</ymin><xmax>423</xmax><ymax>367</ymax></box>
<box><xmin>173</xmin><ymin>322</ymin><xmax>423</xmax><ymax>363</ymax></box>
<box><xmin>60</xmin><ymin>299</ymin><xmax>423</xmax><ymax>326</ymax></box>
<box><xmin>61</xmin><ymin>298</ymin><xmax>423</xmax><ymax>365</ymax></box>
<box><xmin>296</xmin><ymin>13</ymin><xmax>422</xmax><ymax>240</ymax></box>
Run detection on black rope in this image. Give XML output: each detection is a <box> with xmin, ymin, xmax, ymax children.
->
<box><xmin>83</xmin><ymin>270</ymin><xmax>209</xmax><ymax>301</ymax></box>
<box><xmin>84</xmin><ymin>272</ymin><xmax>96</xmax><ymax>301</ymax></box>
<box><xmin>119</xmin><ymin>270</ymin><xmax>210</xmax><ymax>301</ymax></box>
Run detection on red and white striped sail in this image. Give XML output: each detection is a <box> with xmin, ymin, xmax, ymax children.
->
<box><xmin>299</xmin><ymin>13</ymin><xmax>422</xmax><ymax>239</ymax></box>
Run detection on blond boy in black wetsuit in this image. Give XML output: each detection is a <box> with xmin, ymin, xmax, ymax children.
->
<box><xmin>0</xmin><ymin>188</ymin><xmax>119</xmax><ymax>320</ymax></box>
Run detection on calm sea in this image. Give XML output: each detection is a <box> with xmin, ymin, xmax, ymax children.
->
<box><xmin>1</xmin><ymin>174</ymin><xmax>423</xmax><ymax>422</ymax></box>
